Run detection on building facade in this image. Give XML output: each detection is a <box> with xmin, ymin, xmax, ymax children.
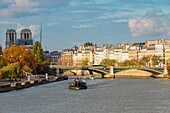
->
<box><xmin>63</xmin><ymin>39</ymin><xmax>170</xmax><ymax>67</ymax></box>
<box><xmin>60</xmin><ymin>49</ymin><xmax>74</xmax><ymax>66</ymax></box>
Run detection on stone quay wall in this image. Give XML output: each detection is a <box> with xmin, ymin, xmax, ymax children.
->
<box><xmin>0</xmin><ymin>75</ymin><xmax>68</xmax><ymax>93</ymax></box>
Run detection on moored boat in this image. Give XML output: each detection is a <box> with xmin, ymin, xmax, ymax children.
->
<box><xmin>83</xmin><ymin>75</ymin><xmax>95</xmax><ymax>80</ymax></box>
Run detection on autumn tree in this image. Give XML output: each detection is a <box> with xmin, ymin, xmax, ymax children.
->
<box><xmin>20</xmin><ymin>49</ymin><xmax>37</xmax><ymax>73</ymax></box>
<box><xmin>139</xmin><ymin>56</ymin><xmax>150</xmax><ymax>67</ymax></box>
<box><xmin>121</xmin><ymin>60</ymin><xmax>132</xmax><ymax>67</ymax></box>
<box><xmin>3</xmin><ymin>45</ymin><xmax>25</xmax><ymax>64</ymax></box>
<box><xmin>0</xmin><ymin>45</ymin><xmax>3</xmax><ymax>68</ymax></box>
<box><xmin>82</xmin><ymin>58</ymin><xmax>89</xmax><ymax>66</ymax></box>
<box><xmin>151</xmin><ymin>55</ymin><xmax>163</xmax><ymax>66</ymax></box>
<box><xmin>0</xmin><ymin>45</ymin><xmax>2</xmax><ymax>55</ymax></box>
<box><xmin>167</xmin><ymin>58</ymin><xmax>170</xmax><ymax>76</ymax></box>
<box><xmin>100</xmin><ymin>59</ymin><xmax>117</xmax><ymax>67</ymax></box>
<box><xmin>1</xmin><ymin>45</ymin><xmax>37</xmax><ymax>78</ymax></box>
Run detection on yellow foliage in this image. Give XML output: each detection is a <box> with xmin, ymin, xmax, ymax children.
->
<box><xmin>3</xmin><ymin>45</ymin><xmax>37</xmax><ymax>73</ymax></box>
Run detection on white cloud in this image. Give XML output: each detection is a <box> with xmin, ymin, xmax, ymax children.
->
<box><xmin>98</xmin><ymin>12</ymin><xmax>115</xmax><ymax>19</ymax></box>
<box><xmin>0</xmin><ymin>21</ymin><xmax>13</xmax><ymax>25</ymax></box>
<box><xmin>16</xmin><ymin>23</ymin><xmax>25</xmax><ymax>33</ymax></box>
<box><xmin>70</xmin><ymin>10</ymin><xmax>89</xmax><ymax>14</ymax></box>
<box><xmin>128</xmin><ymin>9</ymin><xmax>170</xmax><ymax>38</ymax></box>
<box><xmin>0</xmin><ymin>0</ymin><xmax>13</xmax><ymax>4</ymax></box>
<box><xmin>98</xmin><ymin>10</ymin><xmax>137</xmax><ymax>23</ymax></box>
<box><xmin>28</xmin><ymin>25</ymin><xmax>39</xmax><ymax>37</ymax></box>
<box><xmin>14</xmin><ymin>0</ymin><xmax>39</xmax><ymax>8</ymax></box>
<box><xmin>72</xmin><ymin>24</ymin><xmax>96</xmax><ymax>28</ymax></box>
<box><xmin>16</xmin><ymin>23</ymin><xmax>39</xmax><ymax>37</ymax></box>
<box><xmin>0</xmin><ymin>0</ymin><xmax>40</xmax><ymax>17</ymax></box>
<box><xmin>47</xmin><ymin>22</ymin><xmax>61</xmax><ymax>27</ymax></box>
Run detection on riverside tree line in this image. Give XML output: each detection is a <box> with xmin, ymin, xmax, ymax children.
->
<box><xmin>1</xmin><ymin>41</ymin><xmax>170</xmax><ymax>78</ymax></box>
<box><xmin>0</xmin><ymin>41</ymin><xmax>50</xmax><ymax>79</ymax></box>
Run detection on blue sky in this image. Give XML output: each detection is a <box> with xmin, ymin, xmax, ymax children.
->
<box><xmin>0</xmin><ymin>0</ymin><xmax>170</xmax><ymax>51</ymax></box>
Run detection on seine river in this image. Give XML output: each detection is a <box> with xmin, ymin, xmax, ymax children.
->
<box><xmin>1</xmin><ymin>76</ymin><xmax>170</xmax><ymax>113</ymax></box>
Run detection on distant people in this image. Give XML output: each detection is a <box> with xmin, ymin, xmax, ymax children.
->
<box><xmin>74</xmin><ymin>77</ymin><xmax>80</xmax><ymax>87</ymax></box>
<box><xmin>75</xmin><ymin>77</ymin><xmax>79</xmax><ymax>81</ymax></box>
<box><xmin>104</xmin><ymin>66</ymin><xmax>107</xmax><ymax>70</ymax></box>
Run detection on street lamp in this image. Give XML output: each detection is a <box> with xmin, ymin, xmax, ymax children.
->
<box><xmin>10</xmin><ymin>55</ymin><xmax>13</xmax><ymax>63</ymax></box>
<box><xmin>19</xmin><ymin>55</ymin><xmax>22</xmax><ymax>78</ymax></box>
<box><xmin>34</xmin><ymin>54</ymin><xmax>37</xmax><ymax>75</ymax></box>
<box><xmin>10</xmin><ymin>55</ymin><xmax>13</xmax><ymax>81</ymax></box>
<box><xmin>0</xmin><ymin>54</ymin><xmax>2</xmax><ymax>68</ymax></box>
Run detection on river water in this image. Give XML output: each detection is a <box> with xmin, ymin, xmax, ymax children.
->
<box><xmin>1</xmin><ymin>76</ymin><xmax>170</xmax><ymax>113</ymax></box>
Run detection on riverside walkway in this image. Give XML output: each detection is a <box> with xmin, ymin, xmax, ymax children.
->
<box><xmin>0</xmin><ymin>75</ymin><xmax>68</xmax><ymax>93</ymax></box>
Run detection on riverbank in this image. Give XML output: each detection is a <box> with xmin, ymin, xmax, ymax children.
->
<box><xmin>0</xmin><ymin>75</ymin><xmax>68</xmax><ymax>93</ymax></box>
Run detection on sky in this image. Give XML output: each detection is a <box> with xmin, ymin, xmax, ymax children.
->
<box><xmin>0</xmin><ymin>0</ymin><xmax>170</xmax><ymax>51</ymax></box>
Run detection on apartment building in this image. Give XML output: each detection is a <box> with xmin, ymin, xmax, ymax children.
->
<box><xmin>65</xmin><ymin>39</ymin><xmax>170</xmax><ymax>66</ymax></box>
<box><xmin>94</xmin><ymin>44</ymin><xmax>114</xmax><ymax>64</ymax></box>
<box><xmin>60</xmin><ymin>49</ymin><xmax>74</xmax><ymax>66</ymax></box>
<box><xmin>145</xmin><ymin>39</ymin><xmax>170</xmax><ymax>47</ymax></box>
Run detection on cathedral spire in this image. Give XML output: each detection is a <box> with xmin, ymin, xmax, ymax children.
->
<box><xmin>40</xmin><ymin>21</ymin><xmax>42</xmax><ymax>45</ymax></box>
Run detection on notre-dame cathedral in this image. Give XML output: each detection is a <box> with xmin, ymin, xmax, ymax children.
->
<box><xmin>5</xmin><ymin>29</ymin><xmax>33</xmax><ymax>49</ymax></box>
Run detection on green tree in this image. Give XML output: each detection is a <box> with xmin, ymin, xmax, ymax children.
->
<box><xmin>32</xmin><ymin>41</ymin><xmax>39</xmax><ymax>57</ymax></box>
<box><xmin>37</xmin><ymin>43</ymin><xmax>44</xmax><ymax>63</ymax></box>
<box><xmin>83</xmin><ymin>42</ymin><xmax>95</xmax><ymax>47</ymax></box>
<box><xmin>32</xmin><ymin>41</ymin><xmax>52</xmax><ymax>74</ymax></box>
<box><xmin>32</xmin><ymin>41</ymin><xmax>44</xmax><ymax>64</ymax></box>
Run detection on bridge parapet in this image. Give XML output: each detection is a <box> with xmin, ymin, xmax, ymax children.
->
<box><xmin>53</xmin><ymin>66</ymin><xmax>163</xmax><ymax>77</ymax></box>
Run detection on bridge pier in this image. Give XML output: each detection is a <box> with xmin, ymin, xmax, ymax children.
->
<box><xmin>109</xmin><ymin>66</ymin><xmax>115</xmax><ymax>78</ymax></box>
<box><xmin>163</xmin><ymin>66</ymin><xmax>168</xmax><ymax>77</ymax></box>
<box><xmin>101</xmin><ymin>74</ymin><xmax>104</xmax><ymax>78</ymax></box>
<box><xmin>46</xmin><ymin>73</ymin><xmax>48</xmax><ymax>80</ymax></box>
<box><xmin>56</xmin><ymin>68</ymin><xmax>60</xmax><ymax>76</ymax></box>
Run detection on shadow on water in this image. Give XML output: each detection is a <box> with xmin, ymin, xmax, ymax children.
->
<box><xmin>87</xmin><ymin>79</ymin><xmax>115</xmax><ymax>90</ymax></box>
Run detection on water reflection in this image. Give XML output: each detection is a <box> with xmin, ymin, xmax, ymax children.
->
<box><xmin>0</xmin><ymin>76</ymin><xmax>170</xmax><ymax>113</ymax></box>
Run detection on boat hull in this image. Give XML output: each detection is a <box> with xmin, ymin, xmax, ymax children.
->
<box><xmin>68</xmin><ymin>86</ymin><xmax>87</xmax><ymax>90</ymax></box>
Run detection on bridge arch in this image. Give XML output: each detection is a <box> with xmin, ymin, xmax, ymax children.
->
<box><xmin>113</xmin><ymin>67</ymin><xmax>163</xmax><ymax>77</ymax></box>
<box><xmin>63</xmin><ymin>68</ymin><xmax>109</xmax><ymax>76</ymax></box>
<box><xmin>115</xmin><ymin>69</ymin><xmax>153</xmax><ymax>77</ymax></box>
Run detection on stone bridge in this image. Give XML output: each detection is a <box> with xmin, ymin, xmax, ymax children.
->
<box><xmin>51</xmin><ymin>66</ymin><xmax>165</xmax><ymax>78</ymax></box>
<box><xmin>61</xmin><ymin>67</ymin><xmax>110</xmax><ymax>78</ymax></box>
